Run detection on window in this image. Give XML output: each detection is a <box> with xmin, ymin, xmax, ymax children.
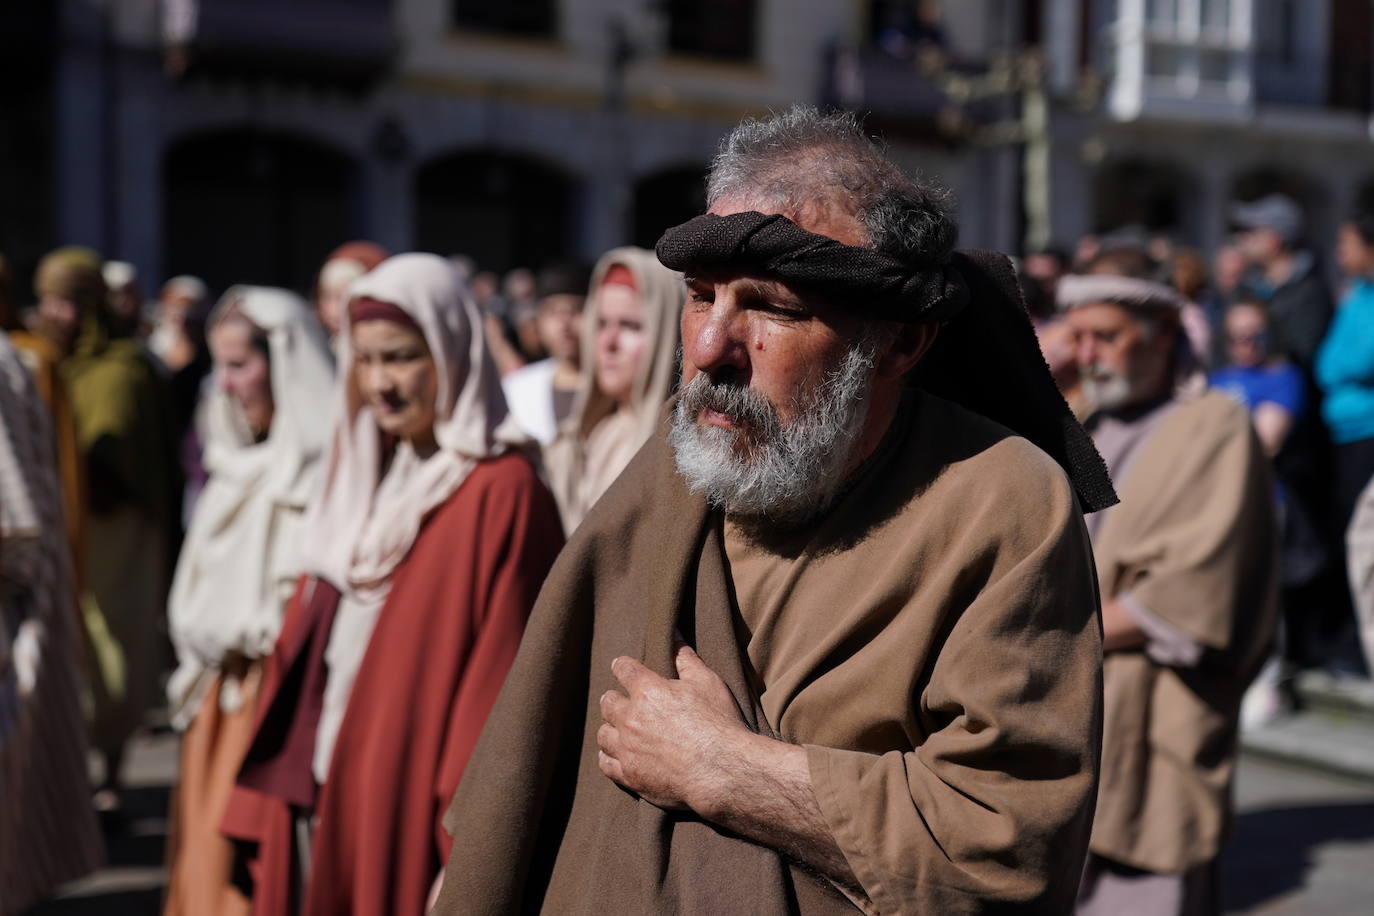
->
<box><xmin>1147</xmin><ymin>0</ymin><xmax>1178</xmax><ymax>27</ymax></box>
<box><xmin>1200</xmin><ymin>0</ymin><xmax>1232</xmax><ymax>33</ymax></box>
<box><xmin>666</xmin><ymin>0</ymin><xmax>757</xmax><ymax>62</ymax></box>
<box><xmin>1120</xmin><ymin>0</ymin><xmax>1250</xmax><ymax>95</ymax></box>
<box><xmin>451</xmin><ymin>0</ymin><xmax>556</xmax><ymax>39</ymax></box>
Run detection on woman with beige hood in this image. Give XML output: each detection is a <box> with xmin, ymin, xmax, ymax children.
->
<box><xmin>545</xmin><ymin>247</ymin><xmax>684</xmax><ymax>530</ymax></box>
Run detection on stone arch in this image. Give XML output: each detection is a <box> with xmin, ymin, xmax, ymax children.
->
<box><xmin>413</xmin><ymin>149</ymin><xmax>578</xmax><ymax>273</ymax></box>
<box><xmin>1092</xmin><ymin>158</ymin><xmax>1201</xmax><ymax>242</ymax></box>
<box><xmin>163</xmin><ymin>128</ymin><xmax>360</xmax><ymax>294</ymax></box>
<box><xmin>632</xmin><ymin>165</ymin><xmax>708</xmax><ymax>249</ymax></box>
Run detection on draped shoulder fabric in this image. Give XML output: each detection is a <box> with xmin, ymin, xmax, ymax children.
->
<box><xmin>225</xmin><ymin>456</ymin><xmax>563</xmax><ymax>916</ymax></box>
<box><xmin>224</xmin><ymin>253</ymin><xmax>563</xmax><ymax>916</ymax></box>
<box><xmin>1088</xmin><ymin>391</ymin><xmax>1279</xmax><ymax>873</ymax></box>
<box><xmin>297</xmin><ymin>253</ymin><xmax>530</xmax><ymax>595</ymax></box>
<box><xmin>0</xmin><ymin>332</ymin><xmax>103</xmax><ymax>912</ymax></box>
<box><xmin>543</xmin><ymin>247</ymin><xmax>684</xmax><ymax>531</ymax></box>
<box><xmin>163</xmin><ymin>288</ymin><xmax>334</xmax><ymax>916</ymax></box>
<box><xmin>167</xmin><ymin>286</ymin><xmax>336</xmax><ymax>729</ymax></box>
<box><xmin>436</xmin><ymin>391</ymin><xmax>1104</xmax><ymax>915</ymax></box>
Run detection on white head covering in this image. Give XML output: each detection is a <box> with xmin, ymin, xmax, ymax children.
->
<box><xmin>166</xmin><ymin>288</ymin><xmax>335</xmax><ymax>728</ymax></box>
<box><xmin>297</xmin><ymin>252</ymin><xmax>527</xmax><ymax>593</ymax></box>
<box><xmin>544</xmin><ymin>247</ymin><xmax>684</xmax><ymax>531</ymax></box>
<box><xmin>300</xmin><ymin>252</ymin><xmax>528</xmax><ymax>780</ymax></box>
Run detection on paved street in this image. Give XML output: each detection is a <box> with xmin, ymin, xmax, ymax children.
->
<box><xmin>24</xmin><ymin>736</ymin><xmax>1374</xmax><ymax>914</ymax></box>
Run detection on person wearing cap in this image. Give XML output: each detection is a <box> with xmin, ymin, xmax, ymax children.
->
<box><xmin>32</xmin><ymin>247</ymin><xmax>176</xmax><ymax>814</ymax></box>
<box><xmin>314</xmin><ymin>240</ymin><xmax>389</xmax><ymax>343</ymax></box>
<box><xmin>1060</xmin><ymin>248</ymin><xmax>1279</xmax><ymax>915</ymax></box>
<box><xmin>1232</xmin><ymin>194</ymin><xmax>1333</xmax><ymax>372</ymax></box>
<box><xmin>103</xmin><ymin>260</ymin><xmax>147</xmax><ymax>339</ymax></box>
<box><xmin>151</xmin><ymin>274</ymin><xmax>209</xmax><ymax>373</ymax></box>
<box><xmin>434</xmin><ymin>107</ymin><xmax>1111</xmax><ymax>915</ymax></box>
<box><xmin>499</xmin><ymin>261</ymin><xmax>592</xmax><ymax>444</ymax></box>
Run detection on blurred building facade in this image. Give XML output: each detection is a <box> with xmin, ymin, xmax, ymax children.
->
<box><xmin>6</xmin><ymin>0</ymin><xmax>1374</xmax><ymax>295</ymax></box>
<box><xmin>1051</xmin><ymin>0</ymin><xmax>1374</xmax><ymax>256</ymax></box>
<box><xmin>15</xmin><ymin>0</ymin><xmax>1027</xmax><ymax>295</ymax></box>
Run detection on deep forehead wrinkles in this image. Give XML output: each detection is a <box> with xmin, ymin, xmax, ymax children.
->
<box><xmin>707</xmin><ymin>191</ymin><xmax>869</xmax><ymax>250</ymax></box>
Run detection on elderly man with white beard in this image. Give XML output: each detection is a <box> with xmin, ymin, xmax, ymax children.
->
<box><xmin>1059</xmin><ymin>248</ymin><xmax>1279</xmax><ymax>916</ymax></box>
<box><xmin>433</xmin><ymin>107</ymin><xmax>1117</xmax><ymax>916</ymax></box>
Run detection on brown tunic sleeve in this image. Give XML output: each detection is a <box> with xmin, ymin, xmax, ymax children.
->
<box><xmin>802</xmin><ymin>443</ymin><xmax>1104</xmax><ymax>914</ymax></box>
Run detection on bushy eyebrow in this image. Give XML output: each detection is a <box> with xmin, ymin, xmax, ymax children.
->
<box><xmin>683</xmin><ymin>274</ymin><xmax>808</xmax><ymax>311</ymax></box>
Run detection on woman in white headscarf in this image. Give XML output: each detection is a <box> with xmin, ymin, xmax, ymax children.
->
<box><xmin>161</xmin><ymin>287</ymin><xmax>333</xmax><ymax>916</ymax></box>
<box><xmin>223</xmin><ymin>253</ymin><xmax>563</xmax><ymax>916</ymax></box>
<box><xmin>544</xmin><ymin>247</ymin><xmax>684</xmax><ymax>531</ymax></box>
<box><xmin>0</xmin><ymin>332</ymin><xmax>102</xmax><ymax>915</ymax></box>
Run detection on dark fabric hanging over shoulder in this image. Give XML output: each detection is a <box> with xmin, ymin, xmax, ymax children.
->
<box><xmin>656</xmin><ymin>212</ymin><xmax>1117</xmax><ymax>513</ymax></box>
<box><xmin>922</xmin><ymin>250</ymin><xmax>1118</xmax><ymax>514</ymax></box>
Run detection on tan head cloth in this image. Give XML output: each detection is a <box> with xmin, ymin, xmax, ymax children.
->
<box><xmin>543</xmin><ymin>246</ymin><xmax>683</xmax><ymax>531</ymax></box>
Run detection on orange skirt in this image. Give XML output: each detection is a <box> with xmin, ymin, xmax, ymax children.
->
<box><xmin>163</xmin><ymin>663</ymin><xmax>261</xmax><ymax>916</ymax></box>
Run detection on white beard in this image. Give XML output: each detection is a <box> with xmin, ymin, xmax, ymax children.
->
<box><xmin>1082</xmin><ymin>368</ymin><xmax>1134</xmax><ymax>412</ymax></box>
<box><xmin>668</xmin><ymin>336</ymin><xmax>881</xmax><ymax>526</ymax></box>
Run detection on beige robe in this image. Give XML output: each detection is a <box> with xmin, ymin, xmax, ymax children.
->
<box><xmin>1087</xmin><ymin>391</ymin><xmax>1278</xmax><ymax>874</ymax></box>
<box><xmin>437</xmin><ymin>390</ymin><xmax>1103</xmax><ymax>915</ymax></box>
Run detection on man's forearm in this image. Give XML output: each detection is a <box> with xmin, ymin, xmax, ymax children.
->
<box><xmin>1101</xmin><ymin>598</ymin><xmax>1147</xmax><ymax>653</ymax></box>
<box><xmin>696</xmin><ymin>731</ymin><xmax>861</xmax><ymax>894</ymax></box>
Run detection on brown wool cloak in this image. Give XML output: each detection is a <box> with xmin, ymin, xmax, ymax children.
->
<box><xmin>435</xmin><ymin>391</ymin><xmax>1104</xmax><ymax>915</ymax></box>
<box><xmin>1088</xmin><ymin>392</ymin><xmax>1278</xmax><ymax>873</ymax></box>
<box><xmin>221</xmin><ymin>454</ymin><xmax>563</xmax><ymax>916</ymax></box>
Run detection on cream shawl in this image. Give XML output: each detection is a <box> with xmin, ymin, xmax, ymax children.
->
<box><xmin>298</xmin><ymin>253</ymin><xmax>528</xmax><ymax>780</ymax></box>
<box><xmin>544</xmin><ymin>247</ymin><xmax>683</xmax><ymax>531</ymax></box>
<box><xmin>166</xmin><ymin>288</ymin><xmax>335</xmax><ymax>729</ymax></box>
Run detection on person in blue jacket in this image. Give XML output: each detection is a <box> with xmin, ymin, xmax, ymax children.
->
<box><xmin>1314</xmin><ymin>208</ymin><xmax>1374</xmax><ymax>675</ymax></box>
<box><xmin>1318</xmin><ymin>210</ymin><xmax>1374</xmax><ymax>527</ymax></box>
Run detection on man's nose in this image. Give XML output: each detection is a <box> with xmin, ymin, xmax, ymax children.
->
<box><xmin>683</xmin><ymin>302</ymin><xmax>748</xmax><ymax>376</ymax></box>
<box><xmin>1075</xmin><ymin>336</ymin><xmax>1097</xmax><ymax>368</ymax></box>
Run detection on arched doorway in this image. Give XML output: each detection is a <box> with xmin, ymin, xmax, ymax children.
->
<box><xmin>632</xmin><ymin>166</ymin><xmax>707</xmax><ymax>249</ymax></box>
<box><xmin>1092</xmin><ymin>158</ymin><xmax>1198</xmax><ymax>242</ymax></box>
<box><xmin>414</xmin><ymin>151</ymin><xmax>575</xmax><ymax>272</ymax></box>
<box><xmin>163</xmin><ymin>129</ymin><xmax>359</xmax><ymax>294</ymax></box>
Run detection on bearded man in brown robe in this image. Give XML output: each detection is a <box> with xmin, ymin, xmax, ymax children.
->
<box><xmin>434</xmin><ymin>106</ymin><xmax>1117</xmax><ymax>915</ymax></box>
<box><xmin>1060</xmin><ymin>249</ymin><xmax>1279</xmax><ymax>916</ymax></box>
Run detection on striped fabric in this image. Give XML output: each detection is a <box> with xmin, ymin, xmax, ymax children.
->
<box><xmin>0</xmin><ymin>332</ymin><xmax>102</xmax><ymax>914</ymax></box>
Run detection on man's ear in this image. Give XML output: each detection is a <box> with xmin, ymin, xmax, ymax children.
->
<box><xmin>876</xmin><ymin>322</ymin><xmax>939</xmax><ymax>381</ymax></box>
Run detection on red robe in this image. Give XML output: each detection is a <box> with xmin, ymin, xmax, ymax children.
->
<box><xmin>222</xmin><ymin>453</ymin><xmax>563</xmax><ymax>915</ymax></box>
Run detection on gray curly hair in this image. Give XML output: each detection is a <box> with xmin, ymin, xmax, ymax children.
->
<box><xmin>705</xmin><ymin>105</ymin><xmax>959</xmax><ymax>267</ymax></box>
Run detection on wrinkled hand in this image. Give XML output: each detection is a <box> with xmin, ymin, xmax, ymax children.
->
<box><xmin>597</xmin><ymin>643</ymin><xmax>748</xmax><ymax>814</ymax></box>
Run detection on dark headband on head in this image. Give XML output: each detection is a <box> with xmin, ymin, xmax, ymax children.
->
<box><xmin>656</xmin><ymin>211</ymin><xmax>969</xmax><ymax>324</ymax></box>
<box><xmin>654</xmin><ymin>210</ymin><xmax>1118</xmax><ymax>514</ymax></box>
